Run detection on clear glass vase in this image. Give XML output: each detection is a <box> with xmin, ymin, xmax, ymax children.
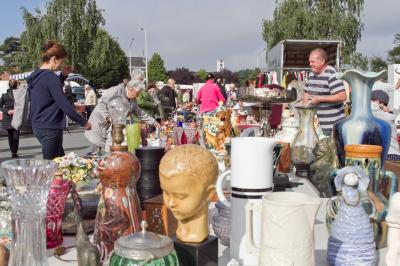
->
<box><xmin>291</xmin><ymin>106</ymin><xmax>319</xmax><ymax>178</ymax></box>
<box><xmin>1</xmin><ymin>159</ymin><xmax>56</xmax><ymax>266</ymax></box>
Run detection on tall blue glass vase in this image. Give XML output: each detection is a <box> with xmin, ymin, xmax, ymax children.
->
<box><xmin>333</xmin><ymin>70</ymin><xmax>391</xmax><ymax>167</ymax></box>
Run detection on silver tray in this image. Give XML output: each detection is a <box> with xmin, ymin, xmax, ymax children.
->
<box><xmin>239</xmin><ymin>86</ymin><xmax>297</xmax><ymax>104</ymax></box>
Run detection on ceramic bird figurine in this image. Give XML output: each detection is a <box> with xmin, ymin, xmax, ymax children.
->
<box><xmin>0</xmin><ymin>244</ymin><xmax>9</xmax><ymax>266</ymax></box>
<box><xmin>74</xmin><ymin>210</ymin><xmax>101</xmax><ymax>266</ymax></box>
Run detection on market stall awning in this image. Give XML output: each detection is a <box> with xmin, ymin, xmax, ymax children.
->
<box><xmin>10</xmin><ymin>71</ymin><xmax>89</xmax><ymax>84</ymax></box>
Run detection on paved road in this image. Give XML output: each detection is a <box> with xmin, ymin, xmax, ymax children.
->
<box><xmin>0</xmin><ymin>125</ymin><xmax>92</xmax><ymax>179</ymax></box>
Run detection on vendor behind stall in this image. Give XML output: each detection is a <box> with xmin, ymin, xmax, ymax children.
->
<box><xmin>303</xmin><ymin>48</ymin><xmax>346</xmax><ymax>136</ymax></box>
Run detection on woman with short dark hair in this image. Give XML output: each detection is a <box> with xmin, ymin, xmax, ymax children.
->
<box><xmin>28</xmin><ymin>40</ymin><xmax>91</xmax><ymax>159</ymax></box>
<box><xmin>0</xmin><ymin>79</ymin><xmax>20</xmax><ymax>158</ymax></box>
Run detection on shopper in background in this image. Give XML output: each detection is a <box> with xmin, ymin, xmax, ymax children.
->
<box><xmin>160</xmin><ymin>78</ymin><xmax>177</xmax><ymax>119</ymax></box>
<box><xmin>137</xmin><ymin>83</ymin><xmax>159</xmax><ymax>118</ymax></box>
<box><xmin>371</xmin><ymin>89</ymin><xmax>400</xmax><ymax>161</ymax></box>
<box><xmin>28</xmin><ymin>40</ymin><xmax>91</xmax><ymax>160</ymax></box>
<box><xmin>196</xmin><ymin>73</ymin><xmax>225</xmax><ymax>113</ymax></box>
<box><xmin>84</xmin><ymin>84</ymin><xmax>97</xmax><ymax>118</ymax></box>
<box><xmin>0</xmin><ymin>79</ymin><xmax>20</xmax><ymax>158</ymax></box>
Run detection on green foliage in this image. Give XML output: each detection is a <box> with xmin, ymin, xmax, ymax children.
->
<box><xmin>0</xmin><ymin>37</ymin><xmax>22</xmax><ymax>71</ymax></box>
<box><xmin>148</xmin><ymin>53</ymin><xmax>167</xmax><ymax>83</ymax></box>
<box><xmin>4</xmin><ymin>0</ymin><xmax>127</xmax><ymax>87</ymax></box>
<box><xmin>387</xmin><ymin>33</ymin><xmax>400</xmax><ymax>64</ymax></box>
<box><xmin>263</xmin><ymin>0</ymin><xmax>364</xmax><ymax>61</ymax></box>
<box><xmin>236</xmin><ymin>68</ymin><xmax>261</xmax><ymax>86</ymax></box>
<box><xmin>345</xmin><ymin>52</ymin><xmax>368</xmax><ymax>71</ymax></box>
<box><xmin>370</xmin><ymin>56</ymin><xmax>387</xmax><ymax>72</ymax></box>
<box><xmin>168</xmin><ymin>67</ymin><xmax>195</xmax><ymax>84</ymax></box>
<box><xmin>196</xmin><ymin>69</ymin><xmax>208</xmax><ymax>82</ymax></box>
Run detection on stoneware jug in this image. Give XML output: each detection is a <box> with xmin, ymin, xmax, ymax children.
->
<box><xmin>246</xmin><ymin>192</ymin><xmax>321</xmax><ymax>266</ymax></box>
<box><xmin>216</xmin><ymin>137</ymin><xmax>278</xmax><ymax>266</ymax></box>
<box><xmin>333</xmin><ymin>70</ymin><xmax>391</xmax><ymax>167</ymax></box>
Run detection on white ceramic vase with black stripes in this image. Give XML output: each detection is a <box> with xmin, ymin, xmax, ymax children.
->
<box><xmin>216</xmin><ymin>137</ymin><xmax>278</xmax><ymax>266</ymax></box>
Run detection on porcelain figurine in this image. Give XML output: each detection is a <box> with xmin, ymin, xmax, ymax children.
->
<box><xmin>159</xmin><ymin>144</ymin><xmax>218</xmax><ymax>243</ymax></box>
<box><xmin>386</xmin><ymin>192</ymin><xmax>400</xmax><ymax>266</ymax></box>
<box><xmin>74</xmin><ymin>210</ymin><xmax>101</xmax><ymax>266</ymax></box>
<box><xmin>327</xmin><ymin>166</ymin><xmax>376</xmax><ymax>266</ymax></box>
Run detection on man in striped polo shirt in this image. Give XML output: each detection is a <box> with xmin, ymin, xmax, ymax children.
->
<box><xmin>304</xmin><ymin>48</ymin><xmax>347</xmax><ymax>136</ymax></box>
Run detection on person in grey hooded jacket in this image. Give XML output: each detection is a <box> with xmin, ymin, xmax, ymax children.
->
<box><xmin>84</xmin><ymin>79</ymin><xmax>159</xmax><ymax>151</ymax></box>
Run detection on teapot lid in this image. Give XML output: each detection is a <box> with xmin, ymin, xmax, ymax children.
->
<box><xmin>113</xmin><ymin>221</ymin><xmax>174</xmax><ymax>260</ymax></box>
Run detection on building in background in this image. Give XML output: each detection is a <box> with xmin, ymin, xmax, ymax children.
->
<box><xmin>127</xmin><ymin>56</ymin><xmax>146</xmax><ymax>78</ymax></box>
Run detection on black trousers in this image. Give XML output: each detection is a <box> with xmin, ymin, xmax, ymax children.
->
<box><xmin>33</xmin><ymin>128</ymin><xmax>64</xmax><ymax>160</ymax></box>
<box><xmin>7</xmin><ymin>128</ymin><xmax>20</xmax><ymax>157</ymax></box>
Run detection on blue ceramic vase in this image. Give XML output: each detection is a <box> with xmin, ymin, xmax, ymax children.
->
<box><xmin>333</xmin><ymin>70</ymin><xmax>391</xmax><ymax>167</ymax></box>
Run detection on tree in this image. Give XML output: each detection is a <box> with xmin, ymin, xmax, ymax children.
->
<box><xmin>235</xmin><ymin>68</ymin><xmax>261</xmax><ymax>86</ymax></box>
<box><xmin>216</xmin><ymin>69</ymin><xmax>239</xmax><ymax>84</ymax></box>
<box><xmin>168</xmin><ymin>67</ymin><xmax>195</xmax><ymax>84</ymax></box>
<box><xmin>387</xmin><ymin>33</ymin><xmax>400</xmax><ymax>64</ymax></box>
<box><xmin>196</xmin><ymin>69</ymin><xmax>208</xmax><ymax>82</ymax></box>
<box><xmin>346</xmin><ymin>52</ymin><xmax>368</xmax><ymax>71</ymax></box>
<box><xmin>0</xmin><ymin>37</ymin><xmax>22</xmax><ymax>71</ymax></box>
<box><xmin>6</xmin><ymin>0</ymin><xmax>128</xmax><ymax>87</ymax></box>
<box><xmin>148</xmin><ymin>53</ymin><xmax>167</xmax><ymax>83</ymax></box>
<box><xmin>370</xmin><ymin>56</ymin><xmax>387</xmax><ymax>72</ymax></box>
<box><xmin>262</xmin><ymin>0</ymin><xmax>364</xmax><ymax>61</ymax></box>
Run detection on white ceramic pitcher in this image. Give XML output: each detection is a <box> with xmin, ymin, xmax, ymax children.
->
<box><xmin>216</xmin><ymin>137</ymin><xmax>278</xmax><ymax>266</ymax></box>
<box><xmin>246</xmin><ymin>192</ymin><xmax>321</xmax><ymax>266</ymax></box>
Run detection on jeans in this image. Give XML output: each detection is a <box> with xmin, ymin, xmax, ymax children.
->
<box><xmin>33</xmin><ymin>128</ymin><xmax>65</xmax><ymax>160</ymax></box>
<box><xmin>7</xmin><ymin>128</ymin><xmax>20</xmax><ymax>157</ymax></box>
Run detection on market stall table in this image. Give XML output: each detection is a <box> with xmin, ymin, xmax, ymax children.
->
<box><xmin>48</xmin><ymin>173</ymin><xmax>391</xmax><ymax>266</ymax></box>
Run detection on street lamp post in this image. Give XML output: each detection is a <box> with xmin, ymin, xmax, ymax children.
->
<box><xmin>129</xmin><ymin>37</ymin><xmax>135</xmax><ymax>79</ymax></box>
<box><xmin>141</xmin><ymin>27</ymin><xmax>148</xmax><ymax>86</ymax></box>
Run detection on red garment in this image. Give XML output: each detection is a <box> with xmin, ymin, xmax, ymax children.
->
<box><xmin>196</xmin><ymin>80</ymin><xmax>225</xmax><ymax>113</ymax></box>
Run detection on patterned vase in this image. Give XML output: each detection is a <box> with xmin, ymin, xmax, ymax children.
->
<box><xmin>46</xmin><ymin>174</ymin><xmax>71</xmax><ymax>248</ymax></box>
<box><xmin>93</xmin><ymin>148</ymin><xmax>142</xmax><ymax>262</ymax></box>
<box><xmin>344</xmin><ymin>144</ymin><xmax>398</xmax><ymax>248</ymax></box>
<box><xmin>333</xmin><ymin>70</ymin><xmax>391</xmax><ymax>167</ymax></box>
<box><xmin>211</xmin><ymin>201</ymin><xmax>230</xmax><ymax>246</ymax></box>
<box><xmin>328</xmin><ymin>167</ymin><xmax>376</xmax><ymax>265</ymax></box>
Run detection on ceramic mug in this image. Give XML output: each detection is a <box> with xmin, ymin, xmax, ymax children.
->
<box><xmin>216</xmin><ymin>137</ymin><xmax>278</xmax><ymax>265</ymax></box>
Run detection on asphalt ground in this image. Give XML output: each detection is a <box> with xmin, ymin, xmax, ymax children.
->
<box><xmin>0</xmin><ymin>124</ymin><xmax>92</xmax><ymax>180</ymax></box>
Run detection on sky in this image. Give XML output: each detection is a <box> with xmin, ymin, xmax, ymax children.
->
<box><xmin>0</xmin><ymin>0</ymin><xmax>399</xmax><ymax>72</ymax></box>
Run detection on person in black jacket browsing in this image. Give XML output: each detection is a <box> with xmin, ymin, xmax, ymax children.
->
<box><xmin>27</xmin><ymin>40</ymin><xmax>91</xmax><ymax>160</ymax></box>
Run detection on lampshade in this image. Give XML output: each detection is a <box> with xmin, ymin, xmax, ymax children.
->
<box><xmin>108</xmin><ymin>96</ymin><xmax>130</xmax><ymax>125</ymax></box>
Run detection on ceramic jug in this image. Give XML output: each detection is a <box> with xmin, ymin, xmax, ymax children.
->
<box><xmin>246</xmin><ymin>192</ymin><xmax>321</xmax><ymax>266</ymax></box>
<box><xmin>333</xmin><ymin>70</ymin><xmax>391</xmax><ymax>167</ymax></box>
<box><xmin>216</xmin><ymin>137</ymin><xmax>278</xmax><ymax>266</ymax></box>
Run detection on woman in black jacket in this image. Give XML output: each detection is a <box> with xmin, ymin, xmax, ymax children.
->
<box><xmin>0</xmin><ymin>79</ymin><xmax>20</xmax><ymax>158</ymax></box>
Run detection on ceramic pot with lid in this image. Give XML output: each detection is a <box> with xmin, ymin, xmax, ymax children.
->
<box><xmin>109</xmin><ymin>221</ymin><xmax>179</xmax><ymax>266</ymax></box>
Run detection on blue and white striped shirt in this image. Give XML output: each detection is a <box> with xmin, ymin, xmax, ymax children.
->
<box><xmin>305</xmin><ymin>65</ymin><xmax>345</xmax><ymax>135</ymax></box>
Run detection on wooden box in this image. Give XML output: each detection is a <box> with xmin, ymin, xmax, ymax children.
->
<box><xmin>143</xmin><ymin>194</ymin><xmax>177</xmax><ymax>237</ymax></box>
